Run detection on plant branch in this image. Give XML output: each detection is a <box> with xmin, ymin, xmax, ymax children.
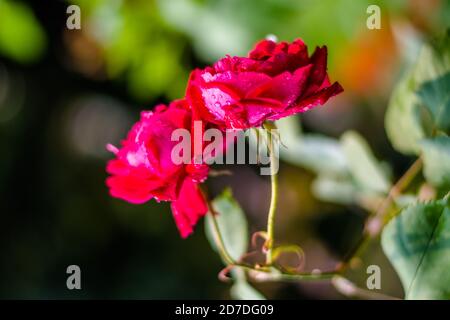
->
<box><xmin>206</xmin><ymin>193</ymin><xmax>337</xmax><ymax>281</ymax></box>
<box><xmin>205</xmin><ymin>130</ymin><xmax>423</xmax><ymax>291</ymax></box>
<box><xmin>332</xmin><ymin>276</ymin><xmax>400</xmax><ymax>300</ymax></box>
<box><xmin>339</xmin><ymin>157</ymin><xmax>423</xmax><ymax>271</ymax></box>
<box><xmin>207</xmin><ymin>203</ymin><xmax>237</xmax><ymax>266</ymax></box>
<box><xmin>264</xmin><ymin>123</ymin><xmax>279</xmax><ymax>265</ymax></box>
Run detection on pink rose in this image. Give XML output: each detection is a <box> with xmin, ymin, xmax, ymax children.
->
<box><xmin>106</xmin><ymin>99</ymin><xmax>209</xmax><ymax>238</ymax></box>
<box><xmin>187</xmin><ymin>39</ymin><xmax>343</xmax><ymax>129</ymax></box>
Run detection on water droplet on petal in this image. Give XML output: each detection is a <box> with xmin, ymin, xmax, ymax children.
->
<box><xmin>266</xmin><ymin>34</ymin><xmax>278</xmax><ymax>42</ymax></box>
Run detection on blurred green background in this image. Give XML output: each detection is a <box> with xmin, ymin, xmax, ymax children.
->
<box><xmin>0</xmin><ymin>0</ymin><xmax>448</xmax><ymax>299</ymax></box>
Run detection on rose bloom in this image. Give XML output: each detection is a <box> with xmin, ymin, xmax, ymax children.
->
<box><xmin>106</xmin><ymin>99</ymin><xmax>209</xmax><ymax>238</ymax></box>
<box><xmin>187</xmin><ymin>38</ymin><xmax>343</xmax><ymax>129</ymax></box>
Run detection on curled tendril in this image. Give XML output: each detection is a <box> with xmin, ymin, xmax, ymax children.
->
<box><xmin>271</xmin><ymin>245</ymin><xmax>306</xmax><ymax>273</ymax></box>
<box><xmin>218</xmin><ymin>265</ymin><xmax>235</xmax><ymax>282</ymax></box>
<box><xmin>239</xmin><ymin>250</ymin><xmax>261</xmax><ymax>265</ymax></box>
<box><xmin>251</xmin><ymin>231</ymin><xmax>269</xmax><ymax>250</ymax></box>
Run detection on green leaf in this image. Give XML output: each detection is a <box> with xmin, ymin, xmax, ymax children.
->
<box><xmin>414</xmin><ymin>31</ymin><xmax>450</xmax><ymax>132</ymax></box>
<box><xmin>312</xmin><ymin>174</ymin><xmax>358</xmax><ymax>204</ymax></box>
<box><xmin>385</xmin><ymin>31</ymin><xmax>450</xmax><ymax>153</ymax></box>
<box><xmin>420</xmin><ymin>136</ymin><xmax>450</xmax><ymax>189</ymax></box>
<box><xmin>0</xmin><ymin>0</ymin><xmax>46</xmax><ymax>63</ymax></box>
<box><xmin>412</xmin><ymin>32</ymin><xmax>450</xmax><ymax>87</ymax></box>
<box><xmin>341</xmin><ymin>131</ymin><xmax>391</xmax><ymax>194</ymax></box>
<box><xmin>230</xmin><ymin>268</ymin><xmax>266</xmax><ymax>300</ymax></box>
<box><xmin>385</xmin><ymin>72</ymin><xmax>428</xmax><ymax>154</ymax></box>
<box><xmin>381</xmin><ymin>198</ymin><xmax>450</xmax><ymax>299</ymax></box>
<box><xmin>230</xmin><ymin>280</ymin><xmax>266</xmax><ymax>300</ymax></box>
<box><xmin>417</xmin><ymin>73</ymin><xmax>450</xmax><ymax>132</ymax></box>
<box><xmin>205</xmin><ymin>188</ymin><xmax>248</xmax><ymax>262</ymax></box>
<box><xmin>204</xmin><ymin>190</ymin><xmax>264</xmax><ymax>300</ymax></box>
<box><xmin>394</xmin><ymin>194</ymin><xmax>418</xmax><ymax>208</ymax></box>
<box><xmin>282</xmin><ymin>135</ymin><xmax>348</xmax><ymax>175</ymax></box>
<box><xmin>276</xmin><ymin>116</ymin><xmax>348</xmax><ymax>175</ymax></box>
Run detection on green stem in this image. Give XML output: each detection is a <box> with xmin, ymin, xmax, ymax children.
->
<box><xmin>209</xmin><ymin>204</ymin><xmax>336</xmax><ymax>280</ymax></box>
<box><xmin>207</xmin><ymin>205</ymin><xmax>237</xmax><ymax>266</ymax></box>
<box><xmin>339</xmin><ymin>157</ymin><xmax>423</xmax><ymax>271</ymax></box>
<box><xmin>264</xmin><ymin>124</ymin><xmax>279</xmax><ymax>265</ymax></box>
<box><xmin>206</xmin><ymin>132</ymin><xmax>424</xmax><ymax>292</ymax></box>
<box><xmin>332</xmin><ymin>276</ymin><xmax>400</xmax><ymax>300</ymax></box>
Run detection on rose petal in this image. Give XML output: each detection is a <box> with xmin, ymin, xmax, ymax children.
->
<box><xmin>171</xmin><ymin>179</ymin><xmax>208</xmax><ymax>238</ymax></box>
<box><xmin>268</xmin><ymin>82</ymin><xmax>344</xmax><ymax>121</ymax></box>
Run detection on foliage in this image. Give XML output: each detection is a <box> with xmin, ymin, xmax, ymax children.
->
<box><xmin>70</xmin><ymin>0</ymin><xmax>190</xmax><ymax>100</ymax></box>
<box><xmin>263</xmin><ymin>31</ymin><xmax>449</xmax><ymax>299</ymax></box>
<box><xmin>0</xmin><ymin>0</ymin><xmax>46</xmax><ymax>63</ymax></box>
<box><xmin>382</xmin><ymin>197</ymin><xmax>450</xmax><ymax>299</ymax></box>
<box><xmin>205</xmin><ymin>189</ymin><xmax>266</xmax><ymax>300</ymax></box>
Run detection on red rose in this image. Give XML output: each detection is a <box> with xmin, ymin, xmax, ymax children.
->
<box><xmin>186</xmin><ymin>39</ymin><xmax>343</xmax><ymax>129</ymax></box>
<box><xmin>106</xmin><ymin>99</ymin><xmax>209</xmax><ymax>238</ymax></box>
